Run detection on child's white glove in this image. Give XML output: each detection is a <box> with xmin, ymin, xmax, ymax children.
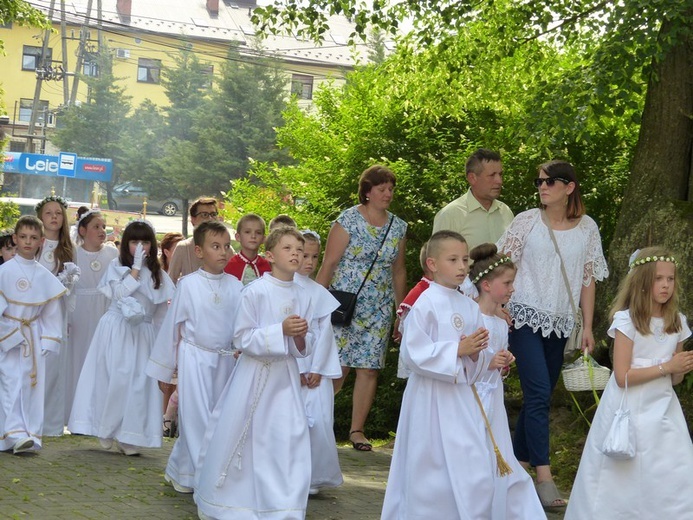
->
<box><xmin>132</xmin><ymin>242</ymin><xmax>146</xmax><ymax>270</ymax></box>
<box><xmin>57</xmin><ymin>262</ymin><xmax>81</xmax><ymax>292</ymax></box>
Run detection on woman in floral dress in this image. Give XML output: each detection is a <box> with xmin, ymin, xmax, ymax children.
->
<box><xmin>317</xmin><ymin>165</ymin><xmax>407</xmax><ymax>451</ymax></box>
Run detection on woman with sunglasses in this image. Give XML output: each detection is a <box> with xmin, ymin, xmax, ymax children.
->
<box><xmin>497</xmin><ymin>160</ymin><xmax>608</xmax><ymax>510</ymax></box>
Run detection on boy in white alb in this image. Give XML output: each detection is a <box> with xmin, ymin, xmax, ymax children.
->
<box><xmin>295</xmin><ymin>230</ymin><xmax>343</xmax><ymax>494</ymax></box>
<box><xmin>0</xmin><ymin>216</ymin><xmax>66</xmax><ymax>453</ymax></box>
<box><xmin>382</xmin><ymin>230</ymin><xmax>509</xmax><ymax>519</ymax></box>
<box><xmin>147</xmin><ymin>221</ymin><xmax>243</xmax><ymax>493</ymax></box>
<box><xmin>195</xmin><ymin>226</ymin><xmax>316</xmax><ymax>520</ymax></box>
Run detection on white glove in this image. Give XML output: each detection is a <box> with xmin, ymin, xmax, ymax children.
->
<box><xmin>133</xmin><ymin>242</ymin><xmax>146</xmax><ymax>270</ymax></box>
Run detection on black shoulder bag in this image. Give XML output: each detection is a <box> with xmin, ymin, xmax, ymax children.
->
<box><xmin>330</xmin><ymin>216</ymin><xmax>394</xmax><ymax>326</ymax></box>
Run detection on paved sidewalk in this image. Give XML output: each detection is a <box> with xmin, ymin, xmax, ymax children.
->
<box><xmin>0</xmin><ymin>435</ymin><xmax>565</xmax><ymax>519</ymax></box>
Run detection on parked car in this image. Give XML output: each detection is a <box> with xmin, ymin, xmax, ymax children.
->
<box><xmin>110</xmin><ymin>181</ymin><xmax>181</xmax><ymax>216</ymax></box>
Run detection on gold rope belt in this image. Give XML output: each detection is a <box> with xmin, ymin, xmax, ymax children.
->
<box><xmin>4</xmin><ymin>314</ymin><xmax>40</xmax><ymax>387</ymax></box>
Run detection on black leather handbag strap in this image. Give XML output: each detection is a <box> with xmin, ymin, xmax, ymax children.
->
<box><xmin>353</xmin><ymin>215</ymin><xmax>394</xmax><ymax>298</ymax></box>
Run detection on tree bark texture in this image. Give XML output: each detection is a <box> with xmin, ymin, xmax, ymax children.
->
<box><xmin>599</xmin><ymin>20</ymin><xmax>693</xmax><ymax>337</ymax></box>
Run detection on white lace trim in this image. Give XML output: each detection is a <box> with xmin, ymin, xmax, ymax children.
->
<box><xmin>509</xmin><ymin>302</ymin><xmax>576</xmax><ymax>339</ymax></box>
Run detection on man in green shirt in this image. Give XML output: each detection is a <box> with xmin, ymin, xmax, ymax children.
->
<box><xmin>432</xmin><ymin>149</ymin><xmax>514</xmax><ymax>251</ymax></box>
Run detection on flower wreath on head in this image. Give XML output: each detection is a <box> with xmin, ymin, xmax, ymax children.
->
<box><xmin>77</xmin><ymin>208</ymin><xmax>102</xmax><ymax>223</ymax></box>
<box><xmin>471</xmin><ymin>256</ymin><xmax>512</xmax><ymax>285</ymax></box>
<box><xmin>35</xmin><ymin>195</ymin><xmax>68</xmax><ymax>213</ymax></box>
<box><xmin>300</xmin><ymin>229</ymin><xmax>321</xmax><ymax>245</ymax></box>
<box><xmin>629</xmin><ymin>254</ymin><xmax>678</xmax><ymax>271</ymax></box>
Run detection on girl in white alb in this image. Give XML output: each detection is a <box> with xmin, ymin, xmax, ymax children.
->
<box><xmin>468</xmin><ymin>243</ymin><xmax>545</xmax><ymax>520</ymax></box>
<box><xmin>69</xmin><ymin>220</ymin><xmax>174</xmax><ymax>455</ymax></box>
<box><xmin>36</xmin><ymin>196</ymin><xmax>75</xmax><ymax>437</ymax></box>
<box><xmin>565</xmin><ymin>248</ymin><xmax>693</xmax><ymax>519</ymax></box>
<box><xmin>65</xmin><ymin>209</ymin><xmax>119</xmax><ymax>423</ymax></box>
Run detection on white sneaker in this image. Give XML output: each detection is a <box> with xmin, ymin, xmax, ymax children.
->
<box><xmin>12</xmin><ymin>437</ymin><xmax>35</xmax><ymax>454</ymax></box>
<box><xmin>165</xmin><ymin>473</ymin><xmax>193</xmax><ymax>494</ymax></box>
<box><xmin>99</xmin><ymin>438</ymin><xmax>113</xmax><ymax>450</ymax></box>
<box><xmin>115</xmin><ymin>440</ymin><xmax>139</xmax><ymax>456</ymax></box>
<box><xmin>309</xmin><ymin>487</ymin><xmax>320</xmax><ymax>495</ymax></box>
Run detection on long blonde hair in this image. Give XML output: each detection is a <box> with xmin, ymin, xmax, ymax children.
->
<box><xmin>609</xmin><ymin>246</ymin><xmax>681</xmax><ymax>335</ymax></box>
<box><xmin>36</xmin><ymin>198</ymin><xmax>74</xmax><ymax>274</ymax></box>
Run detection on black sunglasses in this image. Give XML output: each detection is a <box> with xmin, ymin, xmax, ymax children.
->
<box><xmin>533</xmin><ymin>177</ymin><xmax>570</xmax><ymax>188</ymax></box>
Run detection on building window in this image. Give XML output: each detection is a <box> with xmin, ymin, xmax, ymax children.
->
<box><xmin>18</xmin><ymin>98</ymin><xmax>49</xmax><ymax>123</ymax></box>
<box><xmin>291</xmin><ymin>74</ymin><xmax>313</xmax><ymax>100</ymax></box>
<box><xmin>137</xmin><ymin>58</ymin><xmax>162</xmax><ymax>83</ymax></box>
<box><xmin>83</xmin><ymin>60</ymin><xmax>99</xmax><ymax>77</ymax></box>
<box><xmin>201</xmin><ymin>64</ymin><xmax>214</xmax><ymax>88</ymax></box>
<box><xmin>22</xmin><ymin>45</ymin><xmax>53</xmax><ymax>71</ymax></box>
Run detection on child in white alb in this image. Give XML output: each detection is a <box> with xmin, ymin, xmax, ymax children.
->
<box><xmin>469</xmin><ymin>243</ymin><xmax>545</xmax><ymax>519</ymax></box>
<box><xmin>0</xmin><ymin>216</ymin><xmax>66</xmax><ymax>453</ymax></box>
<box><xmin>147</xmin><ymin>221</ymin><xmax>243</xmax><ymax>493</ymax></box>
<box><xmin>295</xmin><ymin>230</ymin><xmax>343</xmax><ymax>494</ymax></box>
<box><xmin>69</xmin><ymin>220</ymin><xmax>174</xmax><ymax>455</ymax></box>
<box><xmin>36</xmin><ymin>195</ymin><xmax>76</xmax><ymax>437</ymax></box>
<box><xmin>382</xmin><ymin>230</ymin><xmax>511</xmax><ymax>519</ymax></box>
<box><xmin>565</xmin><ymin>247</ymin><xmax>693</xmax><ymax>519</ymax></box>
<box><xmin>195</xmin><ymin>227</ymin><xmax>316</xmax><ymax>520</ymax></box>
<box><xmin>65</xmin><ymin>208</ymin><xmax>119</xmax><ymax>423</ymax></box>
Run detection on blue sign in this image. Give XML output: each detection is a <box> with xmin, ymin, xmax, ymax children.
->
<box><xmin>58</xmin><ymin>152</ymin><xmax>78</xmax><ymax>177</ymax></box>
<box><xmin>1</xmin><ymin>152</ymin><xmax>113</xmax><ymax>182</ymax></box>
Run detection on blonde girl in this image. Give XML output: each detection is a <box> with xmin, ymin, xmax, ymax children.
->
<box><xmin>565</xmin><ymin>247</ymin><xmax>693</xmax><ymax>519</ymax></box>
<box><xmin>35</xmin><ymin>195</ymin><xmax>75</xmax><ymax>436</ymax></box>
<box><xmin>36</xmin><ymin>196</ymin><xmax>74</xmax><ymax>275</ymax></box>
<box><xmin>469</xmin><ymin>243</ymin><xmax>545</xmax><ymax>519</ymax></box>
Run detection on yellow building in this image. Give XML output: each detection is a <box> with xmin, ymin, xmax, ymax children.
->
<box><xmin>0</xmin><ymin>0</ymin><xmax>377</xmax><ymax>154</ymax></box>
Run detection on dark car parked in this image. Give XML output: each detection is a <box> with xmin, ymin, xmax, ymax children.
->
<box><xmin>110</xmin><ymin>181</ymin><xmax>181</xmax><ymax>216</ymax></box>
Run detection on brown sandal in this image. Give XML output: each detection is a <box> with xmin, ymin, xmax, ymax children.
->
<box><xmin>349</xmin><ymin>430</ymin><xmax>372</xmax><ymax>451</ymax></box>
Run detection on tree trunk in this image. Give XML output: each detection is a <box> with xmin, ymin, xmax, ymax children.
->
<box><xmin>599</xmin><ymin>20</ymin><xmax>693</xmax><ymax>335</ymax></box>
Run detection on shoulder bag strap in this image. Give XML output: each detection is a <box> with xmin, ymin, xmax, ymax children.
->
<box><xmin>540</xmin><ymin>209</ymin><xmax>580</xmax><ymax>319</ymax></box>
<box><xmin>354</xmin><ymin>215</ymin><xmax>394</xmax><ymax>298</ymax></box>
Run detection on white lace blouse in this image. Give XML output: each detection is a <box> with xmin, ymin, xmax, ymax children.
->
<box><xmin>497</xmin><ymin>208</ymin><xmax>609</xmax><ymax>338</ymax></box>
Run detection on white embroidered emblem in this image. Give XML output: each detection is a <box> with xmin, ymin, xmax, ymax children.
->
<box><xmin>16</xmin><ymin>278</ymin><xmax>30</xmax><ymax>291</ymax></box>
<box><xmin>451</xmin><ymin>313</ymin><xmax>464</xmax><ymax>331</ymax></box>
<box><xmin>281</xmin><ymin>300</ymin><xmax>294</xmax><ymax>316</ymax></box>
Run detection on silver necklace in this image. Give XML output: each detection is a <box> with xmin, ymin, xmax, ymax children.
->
<box><xmin>42</xmin><ymin>240</ymin><xmax>57</xmax><ymax>263</ymax></box>
<box><xmin>201</xmin><ymin>271</ymin><xmax>223</xmax><ymax>305</ymax></box>
<box><xmin>15</xmin><ymin>259</ymin><xmax>36</xmax><ymax>291</ymax></box>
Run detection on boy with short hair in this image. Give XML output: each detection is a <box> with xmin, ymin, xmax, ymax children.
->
<box><xmin>195</xmin><ymin>226</ymin><xmax>320</xmax><ymax>520</ymax></box>
<box><xmin>0</xmin><ymin>216</ymin><xmax>66</xmax><ymax>454</ymax></box>
<box><xmin>147</xmin><ymin>221</ymin><xmax>243</xmax><ymax>492</ymax></box>
<box><xmin>224</xmin><ymin>213</ymin><xmax>271</xmax><ymax>285</ymax></box>
<box><xmin>268</xmin><ymin>213</ymin><xmax>297</xmax><ymax>231</ymax></box>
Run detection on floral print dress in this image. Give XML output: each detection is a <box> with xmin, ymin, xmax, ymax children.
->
<box><xmin>329</xmin><ymin>206</ymin><xmax>407</xmax><ymax>369</ymax></box>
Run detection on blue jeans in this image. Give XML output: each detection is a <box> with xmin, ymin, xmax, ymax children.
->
<box><xmin>509</xmin><ymin>324</ymin><xmax>567</xmax><ymax>467</ymax></box>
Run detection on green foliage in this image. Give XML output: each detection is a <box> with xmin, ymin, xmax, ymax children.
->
<box><xmin>52</xmin><ymin>48</ymin><xmax>131</xmax><ymax>185</ymax></box>
<box><xmin>0</xmin><ymin>199</ymin><xmax>20</xmax><ymax>228</ymax></box>
<box><xmin>162</xmin><ymin>43</ymin><xmax>290</xmax><ymax>200</ymax></box>
<box><xmin>119</xmin><ymin>100</ymin><xmax>168</xmax><ymax>194</ymax></box>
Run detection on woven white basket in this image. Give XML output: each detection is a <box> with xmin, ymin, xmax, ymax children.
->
<box><xmin>562</xmin><ymin>356</ymin><xmax>611</xmax><ymax>392</ymax></box>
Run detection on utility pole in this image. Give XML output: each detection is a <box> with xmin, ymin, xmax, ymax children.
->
<box><xmin>26</xmin><ymin>0</ymin><xmax>56</xmax><ymax>154</ymax></box>
<box><xmin>60</xmin><ymin>0</ymin><xmax>70</xmax><ymax>105</ymax></box>
<box><xmin>70</xmin><ymin>0</ymin><xmax>95</xmax><ymax>107</ymax></box>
